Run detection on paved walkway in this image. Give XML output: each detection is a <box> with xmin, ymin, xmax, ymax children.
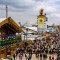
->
<box><xmin>16</xmin><ymin>54</ymin><xmax>57</xmax><ymax>60</ymax></box>
<box><xmin>1</xmin><ymin>54</ymin><xmax>57</xmax><ymax>60</ymax></box>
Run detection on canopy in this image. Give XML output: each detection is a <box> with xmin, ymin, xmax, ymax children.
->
<box><xmin>0</xmin><ymin>17</ymin><xmax>23</xmax><ymax>39</ymax></box>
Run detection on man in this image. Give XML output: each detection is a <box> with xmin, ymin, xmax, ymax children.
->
<box><xmin>57</xmin><ymin>57</ymin><xmax>60</xmax><ymax>60</ymax></box>
<box><xmin>13</xmin><ymin>54</ymin><xmax>15</xmax><ymax>60</ymax></box>
<box><xmin>43</xmin><ymin>52</ymin><xmax>47</xmax><ymax>60</ymax></box>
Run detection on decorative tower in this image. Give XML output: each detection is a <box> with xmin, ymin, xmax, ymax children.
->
<box><xmin>37</xmin><ymin>9</ymin><xmax>47</xmax><ymax>32</ymax></box>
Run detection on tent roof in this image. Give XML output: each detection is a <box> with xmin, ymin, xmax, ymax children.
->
<box><xmin>0</xmin><ymin>18</ymin><xmax>6</xmax><ymax>23</ymax></box>
<box><xmin>0</xmin><ymin>17</ymin><xmax>23</xmax><ymax>33</ymax></box>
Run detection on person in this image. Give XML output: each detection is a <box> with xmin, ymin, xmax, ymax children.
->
<box><xmin>43</xmin><ymin>52</ymin><xmax>47</xmax><ymax>60</ymax></box>
<box><xmin>45</xmin><ymin>48</ymin><xmax>48</xmax><ymax>54</ymax></box>
<box><xmin>35</xmin><ymin>48</ymin><xmax>39</xmax><ymax>58</ymax></box>
<box><xmin>49</xmin><ymin>55</ymin><xmax>54</xmax><ymax>60</ymax></box>
<box><xmin>7</xmin><ymin>56</ymin><xmax>13</xmax><ymax>60</ymax></box>
<box><xmin>57</xmin><ymin>56</ymin><xmax>60</xmax><ymax>60</ymax></box>
<box><xmin>40</xmin><ymin>53</ymin><xmax>42</xmax><ymax>60</ymax></box>
<box><xmin>29</xmin><ymin>48</ymin><xmax>32</xmax><ymax>58</ymax></box>
<box><xmin>56</xmin><ymin>54</ymin><xmax>60</xmax><ymax>60</ymax></box>
<box><xmin>19</xmin><ymin>53</ymin><xmax>23</xmax><ymax>60</ymax></box>
<box><xmin>15</xmin><ymin>50</ymin><xmax>19</xmax><ymax>60</ymax></box>
<box><xmin>13</xmin><ymin>54</ymin><xmax>15</xmax><ymax>60</ymax></box>
<box><xmin>25</xmin><ymin>52</ymin><xmax>27</xmax><ymax>60</ymax></box>
<box><xmin>49</xmin><ymin>56</ymin><xmax>51</xmax><ymax>60</ymax></box>
<box><xmin>9</xmin><ymin>58</ymin><xmax>13</xmax><ymax>60</ymax></box>
<box><xmin>28</xmin><ymin>53</ymin><xmax>32</xmax><ymax>60</ymax></box>
<box><xmin>35</xmin><ymin>49</ymin><xmax>38</xmax><ymax>58</ymax></box>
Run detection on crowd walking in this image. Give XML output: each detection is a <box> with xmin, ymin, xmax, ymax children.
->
<box><xmin>0</xmin><ymin>31</ymin><xmax>60</xmax><ymax>60</ymax></box>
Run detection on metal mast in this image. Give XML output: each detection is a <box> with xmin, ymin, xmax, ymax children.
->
<box><xmin>6</xmin><ymin>5</ymin><xmax>8</xmax><ymax>18</ymax></box>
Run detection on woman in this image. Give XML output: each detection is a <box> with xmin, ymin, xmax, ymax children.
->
<box><xmin>28</xmin><ymin>53</ymin><xmax>32</xmax><ymax>60</ymax></box>
<box><xmin>19</xmin><ymin>52</ymin><xmax>23</xmax><ymax>60</ymax></box>
<box><xmin>25</xmin><ymin>52</ymin><xmax>27</xmax><ymax>60</ymax></box>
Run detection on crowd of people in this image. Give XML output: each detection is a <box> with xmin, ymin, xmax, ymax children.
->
<box><xmin>4</xmin><ymin>31</ymin><xmax>60</xmax><ymax>60</ymax></box>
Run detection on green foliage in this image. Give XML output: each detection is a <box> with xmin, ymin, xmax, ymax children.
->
<box><xmin>19</xmin><ymin>35</ymin><xmax>22</xmax><ymax>42</ymax></box>
<box><xmin>0</xmin><ymin>36</ymin><xmax>22</xmax><ymax>46</ymax></box>
<box><xmin>0</xmin><ymin>38</ymin><xmax>17</xmax><ymax>46</ymax></box>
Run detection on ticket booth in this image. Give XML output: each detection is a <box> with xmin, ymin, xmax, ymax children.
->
<box><xmin>0</xmin><ymin>48</ymin><xmax>7</xmax><ymax>59</ymax></box>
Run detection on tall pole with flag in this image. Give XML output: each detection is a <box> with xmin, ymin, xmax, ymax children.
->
<box><xmin>25</xmin><ymin>29</ymin><xmax>28</xmax><ymax>41</ymax></box>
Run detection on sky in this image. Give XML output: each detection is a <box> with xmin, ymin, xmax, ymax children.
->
<box><xmin>0</xmin><ymin>0</ymin><xmax>60</xmax><ymax>26</ymax></box>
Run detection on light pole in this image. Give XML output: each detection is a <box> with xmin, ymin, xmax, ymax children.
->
<box><xmin>25</xmin><ymin>28</ymin><xmax>28</xmax><ymax>41</ymax></box>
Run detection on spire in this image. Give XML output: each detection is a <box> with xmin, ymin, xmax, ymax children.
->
<box><xmin>40</xmin><ymin>9</ymin><xmax>44</xmax><ymax>15</ymax></box>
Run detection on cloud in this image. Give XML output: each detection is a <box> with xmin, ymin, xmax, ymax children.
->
<box><xmin>0</xmin><ymin>0</ymin><xmax>60</xmax><ymax>25</ymax></box>
<box><xmin>0</xmin><ymin>0</ymin><xmax>35</xmax><ymax>9</ymax></box>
